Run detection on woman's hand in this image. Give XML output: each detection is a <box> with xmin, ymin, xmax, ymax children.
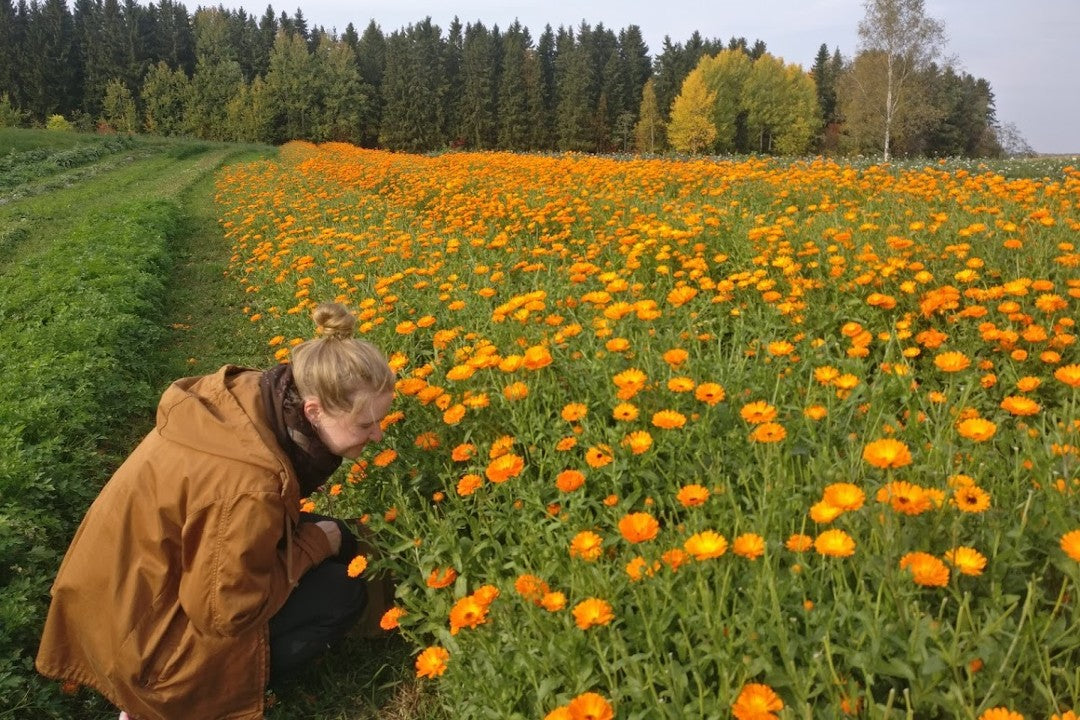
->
<box><xmin>315</xmin><ymin>520</ymin><xmax>342</xmax><ymax>555</ymax></box>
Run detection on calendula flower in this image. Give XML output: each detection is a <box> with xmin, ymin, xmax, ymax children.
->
<box><xmin>544</xmin><ymin>707</ymin><xmax>572</xmax><ymax>720</ymax></box>
<box><xmin>449</xmin><ymin>595</ymin><xmax>489</xmax><ymax>634</ymax></box>
<box><xmin>934</xmin><ymin>350</ymin><xmax>971</xmax><ymax>372</ymax></box>
<box><xmin>952</xmin><ymin>484</ymin><xmax>991</xmax><ymax>513</ymax></box>
<box><xmin>426</xmin><ymin>566</ymin><xmax>457</xmax><ymax>589</ymax></box>
<box><xmin>809</xmin><ymin>500</ymin><xmax>843</xmax><ymax>524</ymax></box>
<box><xmin>1000</xmin><ymin>396</ymin><xmax>1041</xmax><ymax>416</ymax></box>
<box><xmin>662</xmin><ymin>348</ymin><xmax>689</xmax><ymax>366</ymax></box>
<box><xmin>485</xmin><ymin>453</ymin><xmax>524</xmax><ymax>483</ymax></box>
<box><xmin>652</xmin><ymin>409</ymin><xmax>687</xmax><ymax>429</ymax></box>
<box><xmin>502</xmin><ymin>381</ymin><xmax>529</xmax><ymax>401</ymax></box>
<box><xmin>684</xmin><ymin>530</ymin><xmax>728</xmax><ymax>560</ymax></box>
<box><xmin>877</xmin><ymin>480</ymin><xmax>932</xmax><ymax>516</ymax></box>
<box><xmin>749</xmin><ymin>422</ymin><xmax>786</xmax><ymax>443</ymax></box>
<box><xmin>694</xmin><ymin>382</ymin><xmax>726</xmax><ymax>405</ymax></box>
<box><xmin>740</xmin><ymin>400</ymin><xmax>777</xmax><ymax>424</ymax></box>
<box><xmin>618</xmin><ymin>512</ymin><xmax>660</xmax><ymax>543</ymax></box>
<box><xmin>456</xmin><ymin>473</ymin><xmax>483</xmax><ymax>496</ymax></box>
<box><xmin>622</xmin><ymin>430</ymin><xmax>653</xmax><ymax>454</ymax></box>
<box><xmin>514</xmin><ymin>574</ymin><xmax>550</xmax><ymax>602</ymax></box>
<box><xmin>823</xmin><ymin>482</ymin><xmax>865</xmax><ymax>511</ymax></box>
<box><xmin>899</xmin><ymin>551</ymin><xmax>950</xmax><ymax>587</ymax></box>
<box><xmin>862</xmin><ymin>438</ymin><xmax>913</xmax><ymax>468</ymax></box>
<box><xmin>662</xmin><ymin>548</ymin><xmax>689</xmax><ymax>572</ymax></box>
<box><xmin>561</xmin><ymin>402</ymin><xmax>588</xmax><ymax>422</ymax></box>
<box><xmin>785</xmin><ymin>534</ymin><xmax>813</xmax><ymax>552</ymax></box>
<box><xmin>522</xmin><ymin>345</ymin><xmax>553</xmax><ymax>370</ymax></box>
<box><xmin>346</xmin><ymin>554</ymin><xmax>368</xmax><ymax>578</ymax></box>
<box><xmin>814</xmin><ymin>529</ymin><xmax>856</xmax><ymax>557</ymax></box>
<box><xmin>667</xmin><ymin>376</ymin><xmax>696</xmax><ymax>393</ymax></box>
<box><xmin>414</xmin><ymin>646</ymin><xmax>449</xmax><ymax>678</ymax></box>
<box><xmin>572</xmin><ymin>598</ymin><xmax>614</xmax><ymax>629</ymax></box>
<box><xmin>1061</xmin><ymin>529</ymin><xmax>1080</xmax><ymax>562</ymax></box>
<box><xmin>944</xmin><ymin>546</ymin><xmax>988</xmax><ymax>576</ymax></box>
<box><xmin>372</xmin><ymin>448</ymin><xmax>397</xmax><ymax>467</ymax></box>
<box><xmin>676</xmin><ymin>483</ymin><xmax>710</xmax><ymax>507</ymax></box>
<box><xmin>585</xmin><ymin>444</ymin><xmax>614</xmax><ymax>468</ymax></box>
<box><xmin>732</xmin><ymin>533</ymin><xmax>766</xmax><ymax>560</ymax></box>
<box><xmin>569</xmin><ymin>531</ymin><xmax>604</xmax><ymax>561</ymax></box>
<box><xmin>556</xmin><ymin>469</ymin><xmax>586</xmax><ymax>493</ymax></box>
<box><xmin>540</xmin><ymin>591</ymin><xmax>566</xmax><ymax>612</ymax></box>
<box><xmin>451</xmin><ymin>443</ymin><xmax>476</xmax><ymax>462</ymax></box>
<box><xmin>977</xmin><ymin>708</ymin><xmax>1024</xmax><ymax>720</ymax></box>
<box><xmin>379</xmin><ymin>606</ymin><xmax>406</xmax><ymax>630</ymax></box>
<box><xmin>731</xmin><ymin>682</ymin><xmax>784</xmax><ymax>720</ymax></box>
<box><xmin>611</xmin><ymin>402</ymin><xmax>639</xmax><ymax>421</ymax></box>
<box><xmin>1053</xmin><ymin>363</ymin><xmax>1080</xmax><ymax>387</ymax></box>
<box><xmin>956</xmin><ymin>417</ymin><xmax>997</xmax><ymax>442</ymax></box>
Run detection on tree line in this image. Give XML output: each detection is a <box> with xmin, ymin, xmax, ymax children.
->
<box><xmin>0</xmin><ymin>0</ymin><xmax>1016</xmax><ymax>157</ymax></box>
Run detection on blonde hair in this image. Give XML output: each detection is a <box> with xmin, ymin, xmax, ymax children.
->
<box><xmin>290</xmin><ymin>302</ymin><xmax>395</xmax><ymax>417</ymax></box>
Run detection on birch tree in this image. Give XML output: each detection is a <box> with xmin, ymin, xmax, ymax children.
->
<box><xmin>852</xmin><ymin>0</ymin><xmax>946</xmax><ymax>160</ymax></box>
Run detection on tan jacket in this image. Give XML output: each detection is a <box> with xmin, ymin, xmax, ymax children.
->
<box><xmin>36</xmin><ymin>366</ymin><xmax>335</xmax><ymax>719</ymax></box>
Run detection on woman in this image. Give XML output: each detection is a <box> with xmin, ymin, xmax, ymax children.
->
<box><xmin>36</xmin><ymin>302</ymin><xmax>396</xmax><ymax>719</ymax></box>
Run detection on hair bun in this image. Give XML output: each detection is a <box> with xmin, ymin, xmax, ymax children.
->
<box><xmin>312</xmin><ymin>302</ymin><xmax>357</xmax><ymax>340</ymax></box>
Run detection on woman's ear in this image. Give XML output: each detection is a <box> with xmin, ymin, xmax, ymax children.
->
<box><xmin>302</xmin><ymin>398</ymin><xmax>322</xmax><ymax>426</ymax></box>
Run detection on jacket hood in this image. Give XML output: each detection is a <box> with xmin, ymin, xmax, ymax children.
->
<box><xmin>156</xmin><ymin>365</ymin><xmax>286</xmax><ymax>478</ymax></box>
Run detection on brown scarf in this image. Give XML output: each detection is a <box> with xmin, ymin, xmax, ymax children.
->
<box><xmin>260</xmin><ymin>363</ymin><xmax>342</xmax><ymax>497</ymax></box>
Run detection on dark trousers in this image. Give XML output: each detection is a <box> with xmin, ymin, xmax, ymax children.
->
<box><xmin>268</xmin><ymin>559</ymin><xmax>367</xmax><ymax>686</ymax></box>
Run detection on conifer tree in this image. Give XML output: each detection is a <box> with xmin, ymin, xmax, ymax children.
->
<box><xmin>457</xmin><ymin>21</ymin><xmax>497</xmax><ymax>148</ymax></box>
<box><xmin>554</xmin><ymin>26</ymin><xmax>592</xmax><ymax>151</ymax></box>
<box><xmin>264</xmin><ymin>29</ymin><xmax>316</xmax><ymax>142</ymax></box>
<box><xmin>497</xmin><ymin>21</ymin><xmax>531</xmax><ymax>150</ymax></box>
<box><xmin>633</xmin><ymin>77</ymin><xmax>664</xmax><ymax>153</ymax></box>
<box><xmin>354</xmin><ymin>19</ymin><xmax>385</xmax><ymax>147</ymax></box>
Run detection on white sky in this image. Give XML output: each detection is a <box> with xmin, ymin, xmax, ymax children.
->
<box><xmin>254</xmin><ymin>0</ymin><xmax>1080</xmax><ymax>153</ymax></box>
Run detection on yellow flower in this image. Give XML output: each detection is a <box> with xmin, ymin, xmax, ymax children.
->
<box><xmin>785</xmin><ymin>534</ymin><xmax>813</xmax><ymax>552</ymax></box>
<box><xmin>651</xmin><ymin>409</ymin><xmax>687</xmax><ymax>429</ymax></box>
<box><xmin>676</xmin><ymin>484</ymin><xmax>709</xmax><ymax>507</ymax></box>
<box><xmin>694</xmin><ymin>382</ymin><xmax>726</xmax><ymax>405</ymax></box>
<box><xmin>622</xmin><ymin>430</ymin><xmax>653</xmax><ymax>454</ymax></box>
<box><xmin>823</xmin><ymin>482</ymin><xmax>865</xmax><ymax>511</ymax></box>
<box><xmin>731</xmin><ymin>682</ymin><xmax>784</xmax><ymax>720</ymax></box>
<box><xmin>561</xmin><ymin>402</ymin><xmax>588</xmax><ymax>422</ymax></box>
<box><xmin>740</xmin><ymin>400</ymin><xmax>777</xmax><ymax>424</ymax></box>
<box><xmin>944</xmin><ymin>546</ymin><xmax>988</xmax><ymax>576</ymax></box>
<box><xmin>346</xmin><ymin>554</ymin><xmax>368</xmax><ymax>578</ymax></box>
<box><xmin>1061</xmin><ymin>529</ymin><xmax>1080</xmax><ymax>562</ymax></box>
<box><xmin>899</xmin><ymin>551</ymin><xmax>950</xmax><ymax>587</ymax></box>
<box><xmin>933</xmin><ymin>350</ymin><xmax>971</xmax><ymax>372</ymax></box>
<box><xmin>732</xmin><ymin>533</ymin><xmax>766</xmax><ymax>560</ymax></box>
<box><xmin>956</xmin><ymin>417</ymin><xmax>997</xmax><ymax>442</ymax></box>
<box><xmin>749</xmin><ymin>422</ymin><xmax>786</xmax><ymax>443</ymax></box>
<box><xmin>569</xmin><ymin>531</ymin><xmax>604</xmax><ymax>561</ymax></box>
<box><xmin>814</xmin><ymin>529</ymin><xmax>855</xmax><ymax>557</ymax></box>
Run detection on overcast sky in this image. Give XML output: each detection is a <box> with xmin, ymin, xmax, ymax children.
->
<box><xmin>261</xmin><ymin>0</ymin><xmax>1079</xmax><ymax>153</ymax></box>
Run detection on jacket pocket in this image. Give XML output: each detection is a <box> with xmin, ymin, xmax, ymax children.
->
<box><xmin>118</xmin><ymin>589</ymin><xmax>191</xmax><ymax>689</ymax></box>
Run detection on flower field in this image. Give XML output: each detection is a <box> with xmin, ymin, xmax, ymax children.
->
<box><xmin>216</xmin><ymin>143</ymin><xmax>1080</xmax><ymax>718</ymax></box>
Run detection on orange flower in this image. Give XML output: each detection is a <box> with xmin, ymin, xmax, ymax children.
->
<box><xmin>899</xmin><ymin>551</ymin><xmax>950</xmax><ymax>587</ymax></box>
<box><xmin>540</xmin><ymin>591</ymin><xmax>566</xmax><ymax>612</ymax></box>
<box><xmin>572</xmin><ymin>598</ymin><xmax>614</xmax><ymax>629</ymax></box>
<box><xmin>561</xmin><ymin>402</ymin><xmax>588</xmax><ymax>422</ymax></box>
<box><xmin>372</xmin><ymin>448</ymin><xmax>397</xmax><ymax>467</ymax></box>
<box><xmin>684</xmin><ymin>530</ymin><xmax>728</xmax><ymax>560</ymax></box>
<box><xmin>544</xmin><ymin>707</ymin><xmax>572</xmax><ymax>720</ymax></box>
<box><xmin>956</xmin><ymin>417</ymin><xmax>997</xmax><ymax>442</ymax></box>
<box><xmin>449</xmin><ymin>595</ymin><xmax>489</xmax><ymax>634</ymax></box>
<box><xmin>485</xmin><ymin>453</ymin><xmax>524</xmax><ymax>483</ymax></box>
<box><xmin>878</xmin><ymin>480</ymin><xmax>932</xmax><ymax>516</ymax></box>
<box><xmin>823</xmin><ymin>482</ymin><xmax>865</xmax><ymax>511</ymax></box>
<box><xmin>556</xmin><ymin>469</ymin><xmax>586</xmax><ymax>493</ymax></box>
<box><xmin>567</xmin><ymin>692</ymin><xmax>614</xmax><ymax>720</ymax></box>
<box><xmin>1061</xmin><ymin>529</ymin><xmax>1080</xmax><ymax>562</ymax></box>
<box><xmin>732</xmin><ymin>533</ymin><xmax>766</xmax><ymax>560</ymax></box>
<box><xmin>514</xmin><ymin>573</ymin><xmax>550</xmax><ymax>602</ymax></box>
<box><xmin>804</xmin><ymin>404</ymin><xmax>827</xmax><ymax>420</ymax></box>
<box><xmin>814</xmin><ymin>529</ymin><xmax>856</xmax><ymax>557</ymax></box>
<box><xmin>809</xmin><ymin>500</ymin><xmax>843</xmax><ymax>524</ymax></box>
<box><xmin>676</xmin><ymin>483</ymin><xmax>710</xmax><ymax>507</ymax></box>
<box><xmin>414</xmin><ymin>432</ymin><xmax>440</xmax><ymax>450</ymax></box>
<box><xmin>618</xmin><ymin>512</ymin><xmax>660</xmax><ymax>543</ymax></box>
<box><xmin>379</xmin><ymin>606</ymin><xmax>406</xmax><ymax>630</ymax></box>
<box><xmin>456</xmin><ymin>473</ymin><xmax>483</xmax><ymax>496</ymax></box>
<box><xmin>651</xmin><ymin>409</ymin><xmax>687</xmax><ymax>429</ymax></box>
<box><xmin>522</xmin><ymin>345</ymin><xmax>553</xmax><ymax>370</ymax></box>
<box><xmin>585</xmin><ymin>444</ymin><xmax>614</xmax><ymax>468</ymax></box>
<box><xmin>694</xmin><ymin>382</ymin><xmax>726</xmax><ymax>405</ymax></box>
<box><xmin>731</xmin><ymin>682</ymin><xmax>784</xmax><ymax>720</ymax></box>
<box><xmin>862</xmin><ymin>438</ymin><xmax>913</xmax><ymax>468</ymax></box>
<box><xmin>978</xmin><ymin>709</ymin><xmax>1023</xmax><ymax>720</ymax></box>
<box><xmin>442</xmin><ymin>403</ymin><xmax>466</xmax><ymax>425</ymax></box>
<box><xmin>426</xmin><ymin>566</ymin><xmax>458</xmax><ymax>589</ymax></box>
<box><xmin>933</xmin><ymin>350</ymin><xmax>971</xmax><ymax>372</ymax></box>
<box><xmin>667</xmin><ymin>376</ymin><xmax>695</xmax><ymax>393</ymax></box>
<box><xmin>661</xmin><ymin>548</ymin><xmax>689</xmax><ymax>572</ymax></box>
<box><xmin>622</xmin><ymin>430</ymin><xmax>653</xmax><ymax>454</ymax></box>
<box><xmin>952</xmin><ymin>484</ymin><xmax>991</xmax><ymax>513</ymax></box>
<box><xmin>451</xmin><ymin>443</ymin><xmax>476</xmax><ymax>462</ymax></box>
<box><xmin>569</xmin><ymin>531</ymin><xmax>604</xmax><ymax>561</ymax></box>
<box><xmin>611</xmin><ymin>402</ymin><xmax>639</xmax><ymax>421</ymax></box>
<box><xmin>1053</xmin><ymin>363</ymin><xmax>1080</xmax><ymax>387</ymax></box>
<box><xmin>749</xmin><ymin>422</ymin><xmax>786</xmax><ymax>443</ymax></box>
<box><xmin>346</xmin><ymin>554</ymin><xmax>368</xmax><ymax>578</ymax></box>
<box><xmin>502</xmin><ymin>381</ymin><xmax>529</xmax><ymax>400</ymax></box>
<box><xmin>944</xmin><ymin>546</ymin><xmax>987</xmax><ymax>576</ymax></box>
<box><xmin>740</xmin><ymin>400</ymin><xmax>777</xmax><ymax>424</ymax></box>
<box><xmin>1000</xmin><ymin>395</ymin><xmax>1040</xmax><ymax>416</ymax></box>
<box><xmin>414</xmin><ymin>645</ymin><xmax>449</xmax><ymax>678</ymax></box>
<box><xmin>785</xmin><ymin>533</ymin><xmax>813</xmax><ymax>552</ymax></box>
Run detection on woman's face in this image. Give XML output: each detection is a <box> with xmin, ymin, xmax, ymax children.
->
<box><xmin>306</xmin><ymin>391</ymin><xmax>394</xmax><ymax>459</ymax></box>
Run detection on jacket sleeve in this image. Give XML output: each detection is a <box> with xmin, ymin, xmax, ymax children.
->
<box><xmin>178</xmin><ymin>491</ymin><xmax>335</xmax><ymax>637</ymax></box>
